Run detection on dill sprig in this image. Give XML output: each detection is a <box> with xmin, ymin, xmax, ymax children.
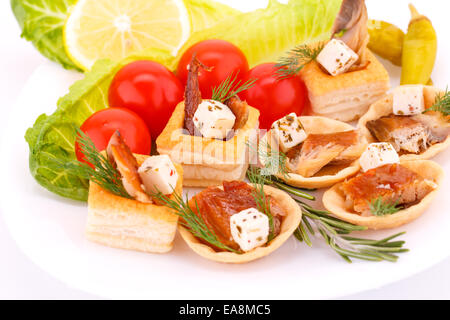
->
<box><xmin>246</xmin><ymin>139</ymin><xmax>295</xmax><ymax>241</ymax></box>
<box><xmin>153</xmin><ymin>191</ymin><xmax>240</xmax><ymax>253</ymax></box>
<box><xmin>63</xmin><ymin>129</ymin><xmax>130</xmax><ymax>199</ymax></box>
<box><xmin>259</xmin><ymin>142</ymin><xmax>289</xmax><ymax>178</ymax></box>
<box><xmin>247</xmin><ymin>139</ymin><xmax>314</xmax><ymax>200</ymax></box>
<box><xmin>369</xmin><ymin>197</ymin><xmax>402</xmax><ymax>217</ymax></box>
<box><xmin>425</xmin><ymin>87</ymin><xmax>450</xmax><ymax>116</ymax></box>
<box><xmin>275</xmin><ymin>42</ymin><xmax>325</xmax><ymax>80</ymax></box>
<box><xmin>247</xmin><ymin>167</ymin><xmax>276</xmax><ymax>241</ymax></box>
<box><xmin>211</xmin><ymin>71</ymin><xmax>257</xmax><ymax>103</ymax></box>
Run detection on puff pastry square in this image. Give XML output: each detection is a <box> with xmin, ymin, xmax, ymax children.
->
<box><xmin>178</xmin><ymin>185</ymin><xmax>302</xmax><ymax>264</ymax></box>
<box><xmin>86</xmin><ymin>156</ymin><xmax>183</xmax><ymax>253</ymax></box>
<box><xmin>301</xmin><ymin>49</ymin><xmax>390</xmax><ymax>122</ymax></box>
<box><xmin>156</xmin><ymin>101</ymin><xmax>260</xmax><ymax>187</ymax></box>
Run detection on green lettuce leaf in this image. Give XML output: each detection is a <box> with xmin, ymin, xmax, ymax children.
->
<box><xmin>11</xmin><ymin>0</ymin><xmax>80</xmax><ymax>70</ymax></box>
<box><xmin>177</xmin><ymin>0</ymin><xmax>343</xmax><ymax>67</ymax></box>
<box><xmin>185</xmin><ymin>0</ymin><xmax>240</xmax><ymax>32</ymax></box>
<box><xmin>11</xmin><ymin>0</ymin><xmax>239</xmax><ymax>71</ymax></box>
<box><xmin>25</xmin><ymin>49</ymin><xmax>175</xmax><ymax>201</ymax></box>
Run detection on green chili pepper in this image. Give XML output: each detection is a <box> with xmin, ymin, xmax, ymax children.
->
<box><xmin>368</xmin><ymin>20</ymin><xmax>405</xmax><ymax>66</ymax></box>
<box><xmin>400</xmin><ymin>4</ymin><xmax>437</xmax><ymax>85</ymax></box>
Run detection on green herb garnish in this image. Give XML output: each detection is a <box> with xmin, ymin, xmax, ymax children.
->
<box><xmin>247</xmin><ymin>167</ymin><xmax>276</xmax><ymax>242</ymax></box>
<box><xmin>275</xmin><ymin>42</ymin><xmax>325</xmax><ymax>80</ymax></box>
<box><xmin>153</xmin><ymin>191</ymin><xmax>239</xmax><ymax>253</ymax></box>
<box><xmin>294</xmin><ymin>201</ymin><xmax>408</xmax><ymax>263</ymax></box>
<box><xmin>247</xmin><ymin>140</ymin><xmax>289</xmax><ymax>178</ymax></box>
<box><xmin>424</xmin><ymin>87</ymin><xmax>450</xmax><ymax>117</ymax></box>
<box><xmin>333</xmin><ymin>28</ymin><xmax>347</xmax><ymax>38</ymax></box>
<box><xmin>62</xmin><ymin>129</ymin><xmax>131</xmax><ymax>199</ymax></box>
<box><xmin>250</xmin><ymin>140</ymin><xmax>409</xmax><ymax>262</ymax></box>
<box><xmin>211</xmin><ymin>71</ymin><xmax>257</xmax><ymax>103</ymax></box>
<box><xmin>369</xmin><ymin>197</ymin><xmax>402</xmax><ymax>216</ymax></box>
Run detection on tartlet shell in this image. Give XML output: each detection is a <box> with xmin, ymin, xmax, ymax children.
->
<box><xmin>178</xmin><ymin>185</ymin><xmax>302</xmax><ymax>264</ymax></box>
<box><xmin>322</xmin><ymin>160</ymin><xmax>444</xmax><ymax>230</ymax></box>
<box><xmin>357</xmin><ymin>86</ymin><xmax>450</xmax><ymax>160</ymax></box>
<box><xmin>276</xmin><ymin>116</ymin><xmax>366</xmax><ymax>189</ymax></box>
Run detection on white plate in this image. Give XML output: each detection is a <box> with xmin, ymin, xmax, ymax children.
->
<box><xmin>1</xmin><ymin>0</ymin><xmax>450</xmax><ymax>299</ymax></box>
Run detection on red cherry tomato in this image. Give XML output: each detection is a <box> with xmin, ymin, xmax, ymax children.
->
<box><xmin>177</xmin><ymin>39</ymin><xmax>249</xmax><ymax>98</ymax></box>
<box><xmin>108</xmin><ymin>60</ymin><xmax>184</xmax><ymax>139</ymax></box>
<box><xmin>240</xmin><ymin>63</ymin><xmax>308</xmax><ymax>130</ymax></box>
<box><xmin>75</xmin><ymin>108</ymin><xmax>152</xmax><ymax>164</ymax></box>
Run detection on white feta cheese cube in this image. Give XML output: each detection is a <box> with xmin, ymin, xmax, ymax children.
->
<box><xmin>317</xmin><ymin>39</ymin><xmax>359</xmax><ymax>76</ymax></box>
<box><xmin>193</xmin><ymin>100</ymin><xmax>236</xmax><ymax>139</ymax></box>
<box><xmin>270</xmin><ymin>113</ymin><xmax>307</xmax><ymax>152</ymax></box>
<box><xmin>230</xmin><ymin>208</ymin><xmax>269</xmax><ymax>252</ymax></box>
<box><xmin>138</xmin><ymin>155</ymin><xmax>178</xmax><ymax>195</ymax></box>
<box><xmin>360</xmin><ymin>143</ymin><xmax>400</xmax><ymax>172</ymax></box>
<box><xmin>393</xmin><ymin>85</ymin><xmax>425</xmax><ymax>115</ymax></box>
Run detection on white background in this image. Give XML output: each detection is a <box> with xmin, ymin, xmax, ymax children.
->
<box><xmin>0</xmin><ymin>0</ymin><xmax>449</xmax><ymax>299</ymax></box>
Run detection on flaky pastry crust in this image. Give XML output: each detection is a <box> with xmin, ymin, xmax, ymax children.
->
<box><xmin>301</xmin><ymin>49</ymin><xmax>390</xmax><ymax>122</ymax></box>
<box><xmin>86</xmin><ymin>155</ymin><xmax>183</xmax><ymax>253</ymax></box>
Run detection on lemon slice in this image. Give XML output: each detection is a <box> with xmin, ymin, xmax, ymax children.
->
<box><xmin>64</xmin><ymin>0</ymin><xmax>191</xmax><ymax>70</ymax></box>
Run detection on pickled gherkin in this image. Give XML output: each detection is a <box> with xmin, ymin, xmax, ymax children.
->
<box><xmin>368</xmin><ymin>20</ymin><xmax>404</xmax><ymax>66</ymax></box>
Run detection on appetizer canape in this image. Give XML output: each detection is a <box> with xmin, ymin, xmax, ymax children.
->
<box><xmin>263</xmin><ymin>114</ymin><xmax>367</xmax><ymax>189</ymax></box>
<box><xmin>358</xmin><ymin>85</ymin><xmax>450</xmax><ymax>160</ymax></box>
<box><xmin>156</xmin><ymin>57</ymin><xmax>259</xmax><ymax>187</ymax></box>
<box><xmin>174</xmin><ymin>180</ymin><xmax>302</xmax><ymax>264</ymax></box>
<box><xmin>86</xmin><ymin>131</ymin><xmax>183</xmax><ymax>253</ymax></box>
<box><xmin>323</xmin><ymin>142</ymin><xmax>444</xmax><ymax>229</ymax></box>
<box><xmin>294</xmin><ymin>0</ymin><xmax>390</xmax><ymax>122</ymax></box>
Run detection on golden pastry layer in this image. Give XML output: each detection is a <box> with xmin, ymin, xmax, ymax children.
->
<box><xmin>86</xmin><ymin>156</ymin><xmax>183</xmax><ymax>253</ymax></box>
<box><xmin>301</xmin><ymin>49</ymin><xmax>390</xmax><ymax>122</ymax></box>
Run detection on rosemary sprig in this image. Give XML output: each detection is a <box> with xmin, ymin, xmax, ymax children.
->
<box><xmin>251</xmin><ymin>140</ymin><xmax>408</xmax><ymax>262</ymax></box>
<box><xmin>247</xmin><ymin>168</ymin><xmax>408</xmax><ymax>261</ymax></box>
<box><xmin>153</xmin><ymin>191</ymin><xmax>239</xmax><ymax>253</ymax></box>
<box><xmin>294</xmin><ymin>201</ymin><xmax>408</xmax><ymax>263</ymax></box>
<box><xmin>63</xmin><ymin>129</ymin><xmax>130</xmax><ymax>198</ymax></box>
<box><xmin>211</xmin><ymin>71</ymin><xmax>257</xmax><ymax>103</ymax></box>
<box><xmin>424</xmin><ymin>87</ymin><xmax>450</xmax><ymax>116</ymax></box>
<box><xmin>275</xmin><ymin>42</ymin><xmax>325</xmax><ymax>80</ymax></box>
<box><xmin>369</xmin><ymin>197</ymin><xmax>401</xmax><ymax>217</ymax></box>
